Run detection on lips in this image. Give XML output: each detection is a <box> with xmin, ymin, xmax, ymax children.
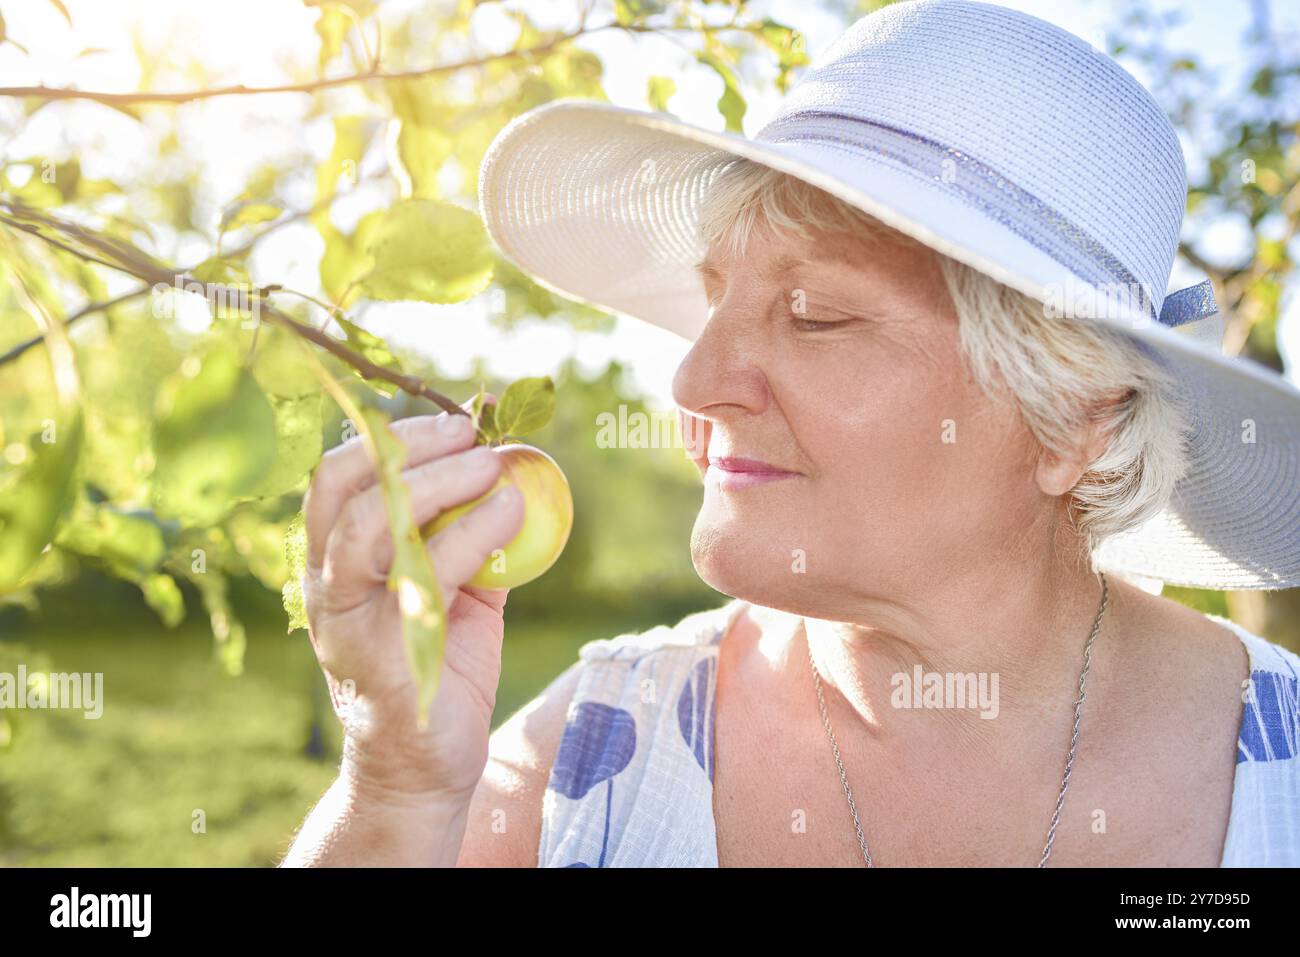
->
<box><xmin>704</xmin><ymin>455</ymin><xmax>799</xmax><ymax>490</ymax></box>
<box><xmin>707</xmin><ymin>456</ymin><xmax>796</xmax><ymax>475</ymax></box>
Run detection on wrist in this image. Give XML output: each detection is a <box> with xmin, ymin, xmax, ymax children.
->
<box><xmin>283</xmin><ymin>765</ymin><xmax>471</xmax><ymax>867</ymax></box>
<box><xmin>342</xmin><ymin>745</ymin><xmax>472</xmax><ymax>806</ymax></box>
<box><xmin>337</xmin><ymin>692</ymin><xmax>482</xmax><ymax>803</ymax></box>
<box><xmin>343</xmin><ymin>756</ymin><xmax>474</xmax><ymax>867</ymax></box>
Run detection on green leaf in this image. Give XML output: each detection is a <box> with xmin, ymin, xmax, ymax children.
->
<box><xmin>361</xmin><ymin>406</ymin><xmax>446</xmax><ymax>722</ymax></box>
<box><xmin>189</xmin><ymin>257</ymin><xmax>255</xmax><ymax>322</ymax></box>
<box><xmin>319</xmin><ymin>223</ymin><xmax>366</xmax><ymax>306</ymax></box>
<box><xmin>471</xmin><ymin>389</ymin><xmax>500</xmax><ymax>444</ymax></box>
<box><xmin>494</xmin><ymin>376</ymin><xmax>555</xmax><ymax>438</ymax></box>
<box><xmin>190</xmin><ymin>570</ymin><xmax>246</xmax><ymax>676</ymax></box>
<box><xmin>312</xmin><ymin>116</ymin><xmax>377</xmax><ymax>302</ymax></box>
<box><xmin>249</xmin><ymin>392</ymin><xmax>323</xmax><ymax>497</ymax></box>
<box><xmin>540</xmin><ymin>47</ymin><xmax>606</xmax><ymax>102</ymax></box>
<box><xmin>250</xmin><ymin>324</ymin><xmax>322</xmax><ymax>398</ymax></box>
<box><xmin>647</xmin><ymin>75</ymin><xmax>676</xmax><ymax>112</ymax></box>
<box><xmin>319</xmin><ymin>207</ymin><xmax>383</xmax><ymax>307</ymax></box>
<box><xmin>54</xmin><ymin>503</ymin><xmax>165</xmax><ymax>577</ymax></box>
<box><xmin>315</xmin><ymin>4</ymin><xmax>352</xmax><ymax>71</ymax></box>
<box><xmin>0</xmin><ymin>266</ymin><xmax>83</xmax><ymax>594</ymax></box>
<box><xmin>314</xmin><ymin>115</ymin><xmax>373</xmax><ymax>220</ymax></box>
<box><xmin>357</xmin><ymin>199</ymin><xmax>494</xmax><ymax>304</ymax></box>
<box><xmin>334</xmin><ymin>315</ymin><xmax>403</xmax><ymax>397</ymax></box>
<box><xmin>282</xmin><ymin>510</ymin><xmax>308</xmax><ymax>632</ymax></box>
<box><xmin>0</xmin><ymin>417</ymin><xmax>82</xmax><ymax>593</ymax></box>
<box><xmin>479</xmin><ymin>402</ymin><xmax>498</xmax><ymax>442</ymax></box>
<box><xmin>394</xmin><ymin>120</ymin><xmax>452</xmax><ymax>198</ymax></box>
<box><xmin>51</xmin><ymin>158</ymin><xmax>81</xmax><ymax>202</ymax></box>
<box><xmin>219</xmin><ymin>200</ymin><xmax>282</xmax><ymax>233</ymax></box>
<box><xmin>695</xmin><ymin>50</ymin><xmax>746</xmax><ymax>132</ymax></box>
<box><xmin>151</xmin><ymin>349</ymin><xmax>278</xmax><ymax>525</ymax></box>
<box><xmin>140</xmin><ymin>572</ymin><xmax>185</xmax><ymax>627</ymax></box>
<box><xmin>296</xmin><ymin>342</ymin><xmax>447</xmax><ymax>724</ymax></box>
<box><xmin>385</xmin><ymin>80</ymin><xmax>454</xmax><ymax>198</ymax></box>
<box><xmin>613</xmin><ymin>0</ymin><xmax>664</xmax><ymax>25</ymax></box>
<box><xmin>753</xmin><ymin>18</ymin><xmax>810</xmax><ymax>93</ymax></box>
<box><xmin>4</xmin><ymin>169</ymin><xmax>61</xmax><ymax>208</ymax></box>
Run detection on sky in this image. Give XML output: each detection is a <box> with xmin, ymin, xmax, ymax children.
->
<box><xmin>1</xmin><ymin>0</ymin><xmax>1297</xmax><ymax>406</ymax></box>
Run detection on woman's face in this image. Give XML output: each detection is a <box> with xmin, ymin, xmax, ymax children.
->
<box><xmin>672</xmin><ymin>222</ymin><xmax>1048</xmax><ymax>619</ymax></box>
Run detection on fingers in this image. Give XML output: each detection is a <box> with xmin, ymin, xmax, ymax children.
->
<box><xmin>425</xmin><ymin>484</ymin><xmax>526</xmax><ymax>599</ymax></box>
<box><xmin>305</xmin><ymin>411</ymin><xmax>476</xmax><ymax>574</ymax></box>
<box><xmin>318</xmin><ymin>444</ymin><xmax>509</xmax><ymax>609</ymax></box>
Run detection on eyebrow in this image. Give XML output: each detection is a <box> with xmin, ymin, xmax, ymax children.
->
<box><xmin>693</xmin><ymin>252</ymin><xmax>814</xmax><ymax>287</ymax></box>
<box><xmin>691</xmin><ymin>244</ymin><xmax>863</xmax><ymax>286</ymax></box>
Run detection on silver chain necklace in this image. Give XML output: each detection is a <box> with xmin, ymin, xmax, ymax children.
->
<box><xmin>806</xmin><ymin>571</ymin><xmax>1109</xmax><ymax>867</ymax></box>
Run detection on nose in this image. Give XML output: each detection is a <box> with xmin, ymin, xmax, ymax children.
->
<box><xmin>671</xmin><ymin>299</ymin><xmax>773</xmax><ymax>461</ymax></box>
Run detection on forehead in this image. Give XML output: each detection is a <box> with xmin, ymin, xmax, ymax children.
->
<box><xmin>693</xmin><ymin>241</ymin><xmax>866</xmax><ymax>288</ymax></box>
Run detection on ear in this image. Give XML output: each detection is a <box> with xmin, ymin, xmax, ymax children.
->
<box><xmin>1034</xmin><ymin>391</ymin><xmax>1130</xmax><ymax>497</ymax></box>
<box><xmin>1035</xmin><ymin>445</ymin><xmax>1091</xmax><ymax>498</ymax></box>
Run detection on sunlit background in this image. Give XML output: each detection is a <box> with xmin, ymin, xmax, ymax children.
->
<box><xmin>4</xmin><ymin>0</ymin><xmax>1297</xmax><ymax>395</ymax></box>
<box><xmin>0</xmin><ymin>0</ymin><xmax>1297</xmax><ymax>865</ymax></box>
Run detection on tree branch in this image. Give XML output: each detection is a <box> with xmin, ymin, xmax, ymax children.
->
<box><xmin>0</xmin><ymin>21</ymin><xmax>745</xmax><ymax>106</ymax></box>
<box><xmin>0</xmin><ymin>27</ymin><xmax>594</xmax><ymax>104</ymax></box>
<box><xmin>259</xmin><ymin>299</ymin><xmax>465</xmax><ymax>416</ymax></box>
<box><xmin>0</xmin><ymin>285</ymin><xmax>150</xmax><ymax>365</ymax></box>
<box><xmin>0</xmin><ymin>175</ymin><xmax>380</xmax><ymax>366</ymax></box>
<box><xmin>0</xmin><ymin>206</ymin><xmax>470</xmax><ymax>417</ymax></box>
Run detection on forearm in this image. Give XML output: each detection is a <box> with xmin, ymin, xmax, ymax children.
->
<box><xmin>280</xmin><ymin>768</ymin><xmax>470</xmax><ymax>867</ymax></box>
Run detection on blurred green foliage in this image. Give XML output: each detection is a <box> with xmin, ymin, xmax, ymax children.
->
<box><xmin>0</xmin><ymin>575</ymin><xmax>667</xmax><ymax>866</ymax></box>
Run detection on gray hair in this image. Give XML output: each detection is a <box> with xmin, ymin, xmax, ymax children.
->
<box><xmin>695</xmin><ymin>159</ymin><xmax>1191</xmax><ymax>566</ymax></box>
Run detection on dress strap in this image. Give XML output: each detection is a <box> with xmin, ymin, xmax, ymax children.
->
<box><xmin>1209</xmin><ymin>615</ymin><xmax>1300</xmax><ymax>867</ymax></box>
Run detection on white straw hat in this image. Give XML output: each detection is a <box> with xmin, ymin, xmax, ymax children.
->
<box><xmin>477</xmin><ymin>0</ymin><xmax>1300</xmax><ymax>590</ymax></box>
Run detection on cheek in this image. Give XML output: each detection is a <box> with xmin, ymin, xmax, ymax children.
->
<box><xmin>807</xmin><ymin>336</ymin><xmax>953</xmax><ymax>451</ymax></box>
<box><xmin>802</xmin><ymin>337</ymin><xmax>1007</xmax><ymax>503</ymax></box>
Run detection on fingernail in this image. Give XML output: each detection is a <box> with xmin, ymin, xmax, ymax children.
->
<box><xmin>468</xmin><ymin>447</ymin><xmax>496</xmax><ymax>470</ymax></box>
<box><xmin>491</xmin><ymin>487</ymin><xmax>519</xmax><ymax>508</ymax></box>
<box><xmin>440</xmin><ymin>414</ymin><xmax>468</xmax><ymax>435</ymax></box>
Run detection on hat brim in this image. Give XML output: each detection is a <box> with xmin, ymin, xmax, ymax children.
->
<box><xmin>478</xmin><ymin>99</ymin><xmax>1300</xmax><ymax>589</ymax></box>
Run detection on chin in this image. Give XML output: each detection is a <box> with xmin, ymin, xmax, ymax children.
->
<box><xmin>689</xmin><ymin>511</ymin><xmax>872</xmax><ymax>622</ymax></box>
<box><xmin>689</xmin><ymin>514</ymin><xmax>803</xmax><ymax>606</ymax></box>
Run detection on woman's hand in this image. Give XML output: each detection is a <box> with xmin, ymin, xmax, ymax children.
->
<box><xmin>300</xmin><ymin>401</ymin><xmax>526</xmax><ymax>808</ymax></box>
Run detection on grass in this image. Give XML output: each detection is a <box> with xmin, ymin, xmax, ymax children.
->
<box><xmin>0</xmin><ymin>581</ymin><xmax>668</xmax><ymax>867</ymax></box>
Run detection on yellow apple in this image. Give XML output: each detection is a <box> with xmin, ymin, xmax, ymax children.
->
<box><xmin>420</xmin><ymin>443</ymin><xmax>573</xmax><ymax>589</ymax></box>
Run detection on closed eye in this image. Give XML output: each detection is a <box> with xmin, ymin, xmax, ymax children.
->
<box><xmin>791</xmin><ymin>314</ymin><xmax>858</xmax><ymax>332</ymax></box>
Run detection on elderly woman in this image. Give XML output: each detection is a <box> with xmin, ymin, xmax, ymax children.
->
<box><xmin>283</xmin><ymin>1</ymin><xmax>1300</xmax><ymax>867</ymax></box>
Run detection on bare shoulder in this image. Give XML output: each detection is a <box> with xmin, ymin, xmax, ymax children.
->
<box><xmin>1089</xmin><ymin>578</ymin><xmax>1251</xmax><ymax>765</ymax></box>
<box><xmin>455</xmin><ymin>659</ymin><xmax>585</xmax><ymax>867</ymax></box>
<box><xmin>1111</xmin><ymin>577</ymin><xmax>1251</xmax><ymax>684</ymax></box>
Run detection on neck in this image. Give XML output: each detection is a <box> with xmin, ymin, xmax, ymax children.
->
<box><xmin>788</xmin><ymin>549</ymin><xmax>1114</xmax><ymax>759</ymax></box>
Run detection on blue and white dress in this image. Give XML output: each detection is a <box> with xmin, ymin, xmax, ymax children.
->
<box><xmin>537</xmin><ymin>598</ymin><xmax>1300</xmax><ymax>867</ymax></box>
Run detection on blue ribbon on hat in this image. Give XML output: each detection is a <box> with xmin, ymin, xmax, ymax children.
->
<box><xmin>759</xmin><ymin>111</ymin><xmax>1223</xmax><ymax>334</ymax></box>
<box><xmin>1157</xmin><ymin>278</ymin><xmax>1218</xmax><ymax>328</ymax></box>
